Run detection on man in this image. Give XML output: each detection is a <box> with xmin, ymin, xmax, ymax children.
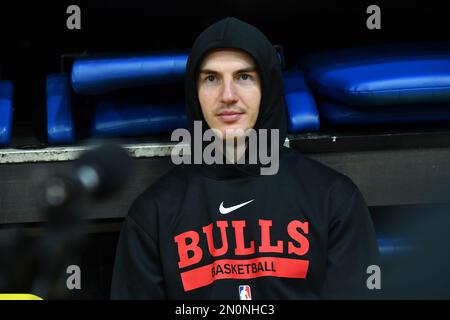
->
<box><xmin>111</xmin><ymin>17</ymin><xmax>379</xmax><ymax>299</ymax></box>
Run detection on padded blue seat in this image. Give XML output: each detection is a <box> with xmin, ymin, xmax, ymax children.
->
<box><xmin>377</xmin><ymin>236</ymin><xmax>414</xmax><ymax>258</ymax></box>
<box><xmin>72</xmin><ymin>53</ymin><xmax>188</xmax><ymax>95</ymax></box>
<box><xmin>0</xmin><ymin>81</ymin><xmax>14</xmax><ymax>147</ymax></box>
<box><xmin>46</xmin><ymin>74</ymin><xmax>74</xmax><ymax>145</ymax></box>
<box><xmin>319</xmin><ymin>101</ymin><xmax>450</xmax><ymax>125</ymax></box>
<box><xmin>91</xmin><ymin>100</ymin><xmax>187</xmax><ymax>137</ymax></box>
<box><xmin>283</xmin><ymin>70</ymin><xmax>320</xmax><ymax>133</ymax></box>
<box><xmin>300</xmin><ymin>43</ymin><xmax>450</xmax><ymax>107</ymax></box>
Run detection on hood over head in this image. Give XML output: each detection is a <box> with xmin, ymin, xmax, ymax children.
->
<box><xmin>185</xmin><ymin>17</ymin><xmax>287</xmax><ymax>179</ymax></box>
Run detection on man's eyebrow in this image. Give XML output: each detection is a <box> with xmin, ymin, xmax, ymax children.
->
<box><xmin>234</xmin><ymin>67</ymin><xmax>257</xmax><ymax>74</ymax></box>
<box><xmin>198</xmin><ymin>67</ymin><xmax>258</xmax><ymax>75</ymax></box>
<box><xmin>198</xmin><ymin>69</ymin><xmax>218</xmax><ymax>75</ymax></box>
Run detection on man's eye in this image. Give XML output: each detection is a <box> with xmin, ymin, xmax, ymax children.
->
<box><xmin>238</xmin><ymin>74</ymin><xmax>252</xmax><ymax>81</ymax></box>
<box><xmin>205</xmin><ymin>75</ymin><xmax>216</xmax><ymax>82</ymax></box>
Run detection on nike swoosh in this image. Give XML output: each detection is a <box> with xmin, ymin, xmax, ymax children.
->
<box><xmin>219</xmin><ymin>199</ymin><xmax>254</xmax><ymax>215</ymax></box>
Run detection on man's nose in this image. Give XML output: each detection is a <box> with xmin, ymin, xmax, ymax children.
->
<box><xmin>220</xmin><ymin>77</ymin><xmax>238</xmax><ymax>104</ymax></box>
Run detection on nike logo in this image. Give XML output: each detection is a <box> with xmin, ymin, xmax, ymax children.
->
<box><xmin>219</xmin><ymin>199</ymin><xmax>254</xmax><ymax>215</ymax></box>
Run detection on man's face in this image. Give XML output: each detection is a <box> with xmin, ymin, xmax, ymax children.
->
<box><xmin>197</xmin><ymin>49</ymin><xmax>261</xmax><ymax>140</ymax></box>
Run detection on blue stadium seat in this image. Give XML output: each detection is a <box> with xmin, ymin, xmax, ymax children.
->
<box><xmin>72</xmin><ymin>53</ymin><xmax>189</xmax><ymax>95</ymax></box>
<box><xmin>0</xmin><ymin>81</ymin><xmax>14</xmax><ymax>147</ymax></box>
<box><xmin>283</xmin><ymin>70</ymin><xmax>320</xmax><ymax>133</ymax></box>
<box><xmin>91</xmin><ymin>100</ymin><xmax>187</xmax><ymax>137</ymax></box>
<box><xmin>46</xmin><ymin>74</ymin><xmax>74</xmax><ymax>145</ymax></box>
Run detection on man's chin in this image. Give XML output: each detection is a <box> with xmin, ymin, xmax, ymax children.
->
<box><xmin>222</xmin><ymin>127</ymin><xmax>251</xmax><ymax>140</ymax></box>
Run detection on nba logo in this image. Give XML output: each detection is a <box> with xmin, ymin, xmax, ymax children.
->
<box><xmin>239</xmin><ymin>285</ymin><xmax>252</xmax><ymax>300</ymax></box>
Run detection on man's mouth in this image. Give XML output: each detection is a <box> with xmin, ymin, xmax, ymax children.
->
<box><xmin>217</xmin><ymin>111</ymin><xmax>245</xmax><ymax>124</ymax></box>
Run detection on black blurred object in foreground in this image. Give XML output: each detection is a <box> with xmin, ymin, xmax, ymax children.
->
<box><xmin>44</xmin><ymin>143</ymin><xmax>131</xmax><ymax>210</ymax></box>
<box><xmin>0</xmin><ymin>142</ymin><xmax>131</xmax><ymax>299</ymax></box>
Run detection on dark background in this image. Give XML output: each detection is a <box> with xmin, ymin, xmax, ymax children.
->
<box><xmin>1</xmin><ymin>0</ymin><xmax>450</xmax><ymax>145</ymax></box>
<box><xmin>1</xmin><ymin>0</ymin><xmax>450</xmax><ymax>299</ymax></box>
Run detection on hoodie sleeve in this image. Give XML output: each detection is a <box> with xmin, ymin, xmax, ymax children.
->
<box><xmin>110</xmin><ymin>198</ymin><xmax>167</xmax><ymax>299</ymax></box>
<box><xmin>322</xmin><ymin>182</ymin><xmax>380</xmax><ymax>299</ymax></box>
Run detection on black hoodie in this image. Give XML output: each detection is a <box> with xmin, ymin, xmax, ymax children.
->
<box><xmin>110</xmin><ymin>17</ymin><xmax>380</xmax><ymax>299</ymax></box>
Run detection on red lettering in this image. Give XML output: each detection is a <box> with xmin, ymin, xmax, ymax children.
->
<box><xmin>258</xmin><ymin>219</ymin><xmax>283</xmax><ymax>253</ymax></box>
<box><xmin>287</xmin><ymin>220</ymin><xmax>309</xmax><ymax>255</ymax></box>
<box><xmin>174</xmin><ymin>219</ymin><xmax>310</xmax><ymax>270</ymax></box>
<box><xmin>202</xmin><ymin>221</ymin><xmax>229</xmax><ymax>257</ymax></box>
<box><xmin>174</xmin><ymin>231</ymin><xmax>203</xmax><ymax>268</ymax></box>
<box><xmin>232</xmin><ymin>220</ymin><xmax>255</xmax><ymax>255</ymax></box>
